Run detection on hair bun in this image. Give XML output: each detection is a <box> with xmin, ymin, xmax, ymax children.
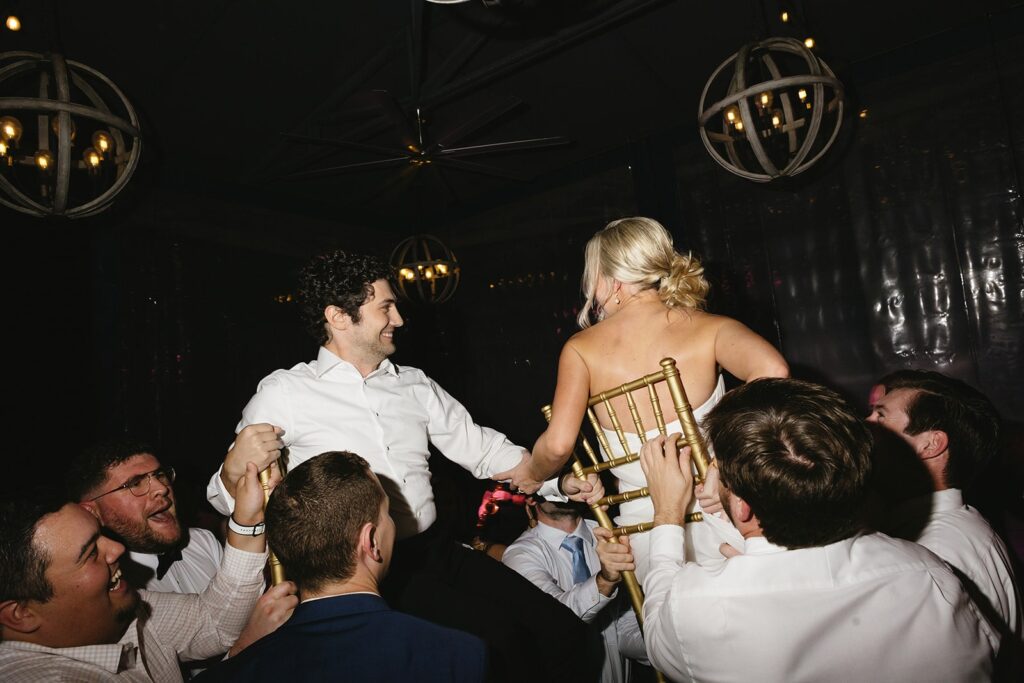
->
<box><xmin>658</xmin><ymin>253</ymin><xmax>709</xmax><ymax>310</ymax></box>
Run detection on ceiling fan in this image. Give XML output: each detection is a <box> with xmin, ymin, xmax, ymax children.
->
<box><xmin>279</xmin><ymin>90</ymin><xmax>570</xmax><ymax>184</ymax></box>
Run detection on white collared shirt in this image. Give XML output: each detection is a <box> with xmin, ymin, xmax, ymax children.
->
<box><xmin>642</xmin><ymin>525</ymin><xmax>997</xmax><ymax>682</ymax></box>
<box><xmin>208</xmin><ymin>347</ymin><xmax>555</xmax><ymax>539</ymax></box>
<box><xmin>128</xmin><ymin>527</ymin><xmax>223</xmax><ymax>594</ymax></box>
<box><xmin>502</xmin><ymin>519</ymin><xmax>644</xmax><ymax>683</ymax></box>
<box><xmin>893</xmin><ymin>488</ymin><xmax>1022</xmax><ymax>645</ymax></box>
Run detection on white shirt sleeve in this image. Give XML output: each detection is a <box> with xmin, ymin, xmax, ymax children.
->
<box><xmin>642</xmin><ymin>524</ymin><xmax>693</xmax><ymax>682</ymax></box>
<box><xmin>502</xmin><ymin>541</ymin><xmax>613</xmax><ymax>623</ymax></box>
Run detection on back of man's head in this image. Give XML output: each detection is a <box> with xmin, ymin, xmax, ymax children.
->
<box><xmin>298</xmin><ymin>250</ymin><xmax>393</xmax><ymax>345</ymax></box>
<box><xmin>266</xmin><ymin>451</ymin><xmax>384</xmax><ymax>593</ymax></box>
<box><xmin>65</xmin><ymin>437</ymin><xmax>156</xmax><ymax>502</ymax></box>
<box><xmin>879</xmin><ymin>370</ymin><xmax>999</xmax><ymax>489</ymax></box>
<box><xmin>0</xmin><ymin>489</ymin><xmax>67</xmax><ymax>606</ymax></box>
<box><xmin>704</xmin><ymin>378</ymin><xmax>873</xmax><ymax>549</ymax></box>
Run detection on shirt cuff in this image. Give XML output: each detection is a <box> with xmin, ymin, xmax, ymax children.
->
<box><xmin>206</xmin><ymin>464</ymin><xmax>237</xmax><ymax>516</ymax></box>
<box><xmin>649</xmin><ymin>524</ymin><xmax>686</xmax><ymax>566</ymax></box>
<box><xmin>221</xmin><ymin>540</ymin><xmax>269</xmax><ymax>579</ymax></box>
<box><xmin>538</xmin><ymin>476</ymin><xmax>566</xmax><ymax>501</ymax></box>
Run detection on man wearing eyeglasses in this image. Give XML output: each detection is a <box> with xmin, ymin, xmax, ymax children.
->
<box><xmin>68</xmin><ymin>438</ymin><xmax>223</xmax><ymax>595</ymax></box>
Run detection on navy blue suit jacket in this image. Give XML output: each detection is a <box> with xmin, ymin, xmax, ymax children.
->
<box><xmin>198</xmin><ymin>593</ymin><xmax>487</xmax><ymax>682</ymax></box>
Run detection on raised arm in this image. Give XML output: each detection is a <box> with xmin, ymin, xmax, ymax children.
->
<box><xmin>526</xmin><ymin>342</ymin><xmax>591</xmax><ymax>483</ymax></box>
<box><xmin>713</xmin><ymin>317</ymin><xmax>789</xmax><ymax>382</ymax></box>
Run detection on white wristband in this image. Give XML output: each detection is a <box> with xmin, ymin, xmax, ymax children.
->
<box><xmin>228</xmin><ymin>516</ymin><xmax>266</xmax><ymax>536</ymax></box>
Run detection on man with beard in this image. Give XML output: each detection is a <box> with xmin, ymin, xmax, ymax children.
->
<box><xmin>68</xmin><ymin>438</ymin><xmax>222</xmax><ymax>593</ymax></box>
<box><xmin>632</xmin><ymin>378</ymin><xmax>997</xmax><ymax>682</ymax></box>
<box><xmin>502</xmin><ymin>497</ymin><xmax>645</xmax><ymax>683</ymax></box>
<box><xmin>0</xmin><ymin>461</ymin><xmax>273</xmax><ymax>681</ymax></box>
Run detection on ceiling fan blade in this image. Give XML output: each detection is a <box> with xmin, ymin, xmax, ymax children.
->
<box><xmin>281</xmin><ymin>156</ymin><xmax>410</xmax><ymax>181</ymax></box>
<box><xmin>281</xmin><ymin>133</ymin><xmax>404</xmax><ymax>158</ymax></box>
<box><xmin>434</xmin><ymin>157</ymin><xmax>532</xmax><ymax>182</ymax></box>
<box><xmin>430</xmin><ymin>96</ymin><xmax>523</xmax><ymax>150</ymax></box>
<box><xmin>409</xmin><ymin>0</ymin><xmax>425</xmax><ymax>103</ymax></box>
<box><xmin>439</xmin><ymin>136</ymin><xmax>571</xmax><ymax>158</ymax></box>
<box><xmin>370</xmin><ymin>90</ymin><xmax>418</xmax><ymax>150</ymax></box>
<box><xmin>361</xmin><ymin>163</ymin><xmax>420</xmax><ymax>205</ymax></box>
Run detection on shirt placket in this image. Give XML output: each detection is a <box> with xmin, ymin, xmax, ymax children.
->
<box><xmin>362</xmin><ymin>375</ymin><xmax>402</xmax><ymax>485</ymax></box>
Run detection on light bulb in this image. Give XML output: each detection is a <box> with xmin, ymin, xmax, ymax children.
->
<box><xmin>423</xmin><ymin>267</ymin><xmax>435</xmax><ymax>280</ymax></box>
<box><xmin>35</xmin><ymin>150</ymin><xmax>54</xmax><ymax>171</ymax></box>
<box><xmin>797</xmin><ymin>88</ymin><xmax>808</xmax><ymax>102</ymax></box>
<box><xmin>0</xmin><ymin>140</ymin><xmax>7</xmax><ymax>156</ymax></box>
<box><xmin>92</xmin><ymin>130</ymin><xmax>114</xmax><ymax>155</ymax></box>
<box><xmin>780</xmin><ymin>11</ymin><xmax>789</xmax><ymax>23</ymax></box>
<box><xmin>734</xmin><ymin>120</ymin><xmax>744</xmax><ymax>132</ymax></box>
<box><xmin>435</xmin><ymin>263</ymin><xmax>449</xmax><ymax>275</ymax></box>
<box><xmin>859</xmin><ymin>108</ymin><xmax>869</xmax><ymax>119</ymax></box>
<box><xmin>724</xmin><ymin>105</ymin><xmax>739</xmax><ymax>124</ymax></box>
<box><xmin>771</xmin><ymin>110</ymin><xmax>783</xmax><ymax>128</ymax></box>
<box><xmin>0</xmin><ymin>115</ymin><xmax>23</xmax><ymax>143</ymax></box>
<box><xmin>50</xmin><ymin>117</ymin><xmax>77</xmax><ymax>142</ymax></box>
<box><xmin>399</xmin><ymin>267</ymin><xmax>416</xmax><ymax>281</ymax></box>
<box><xmin>757</xmin><ymin>91</ymin><xmax>774</xmax><ymax>110</ymax></box>
<box><xmin>804</xmin><ymin>37</ymin><xmax>815</xmax><ymax>49</ymax></box>
<box><xmin>83</xmin><ymin>147</ymin><xmax>102</xmax><ymax>169</ymax></box>
<box><xmin>5</xmin><ymin>15</ymin><xmax>20</xmax><ymax>31</ymax></box>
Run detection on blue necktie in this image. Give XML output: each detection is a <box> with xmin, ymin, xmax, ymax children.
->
<box><xmin>560</xmin><ymin>535</ymin><xmax>590</xmax><ymax>584</ymax></box>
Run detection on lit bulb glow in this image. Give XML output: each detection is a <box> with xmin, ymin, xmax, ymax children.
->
<box><xmin>84</xmin><ymin>147</ymin><xmax>102</xmax><ymax>168</ymax></box>
<box><xmin>423</xmin><ymin>267</ymin><xmax>435</xmax><ymax>280</ymax></box>
<box><xmin>780</xmin><ymin>11</ymin><xmax>789</xmax><ymax>22</ymax></box>
<box><xmin>35</xmin><ymin>151</ymin><xmax>53</xmax><ymax>170</ymax></box>
<box><xmin>724</xmin><ymin>105</ymin><xmax>739</xmax><ymax>123</ymax></box>
<box><xmin>399</xmin><ymin>267</ymin><xmax>416</xmax><ymax>281</ymax></box>
<box><xmin>435</xmin><ymin>263</ymin><xmax>449</xmax><ymax>275</ymax></box>
<box><xmin>734</xmin><ymin>121</ymin><xmax>744</xmax><ymax>132</ymax></box>
<box><xmin>804</xmin><ymin>37</ymin><xmax>815</xmax><ymax>49</ymax></box>
<box><xmin>797</xmin><ymin>88</ymin><xmax>808</xmax><ymax>101</ymax></box>
<box><xmin>5</xmin><ymin>15</ymin><xmax>20</xmax><ymax>31</ymax></box>
<box><xmin>859</xmin><ymin>108</ymin><xmax>869</xmax><ymax>119</ymax></box>
<box><xmin>0</xmin><ymin>115</ymin><xmax>22</xmax><ymax>143</ymax></box>
<box><xmin>771</xmin><ymin>111</ymin><xmax>783</xmax><ymax>128</ymax></box>
<box><xmin>92</xmin><ymin>130</ymin><xmax>113</xmax><ymax>155</ymax></box>
<box><xmin>758</xmin><ymin>91</ymin><xmax>774</xmax><ymax>109</ymax></box>
<box><xmin>0</xmin><ymin>140</ymin><xmax>7</xmax><ymax>156</ymax></box>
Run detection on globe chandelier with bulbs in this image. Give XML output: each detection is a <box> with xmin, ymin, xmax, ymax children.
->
<box><xmin>0</xmin><ymin>49</ymin><xmax>141</xmax><ymax>218</ymax></box>
<box><xmin>697</xmin><ymin>4</ymin><xmax>845</xmax><ymax>182</ymax></box>
<box><xmin>391</xmin><ymin>234</ymin><xmax>461</xmax><ymax>304</ymax></box>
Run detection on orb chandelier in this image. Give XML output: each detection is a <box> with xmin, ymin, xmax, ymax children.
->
<box><xmin>698</xmin><ymin>37</ymin><xmax>844</xmax><ymax>182</ymax></box>
<box><xmin>0</xmin><ymin>51</ymin><xmax>141</xmax><ymax>218</ymax></box>
<box><xmin>390</xmin><ymin>234</ymin><xmax>461</xmax><ymax>304</ymax></box>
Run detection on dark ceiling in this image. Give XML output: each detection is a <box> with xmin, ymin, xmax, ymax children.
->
<box><xmin>1</xmin><ymin>0</ymin><xmax>1020</xmax><ymax>231</ymax></box>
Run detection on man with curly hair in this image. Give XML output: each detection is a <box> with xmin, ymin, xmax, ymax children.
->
<box><xmin>206</xmin><ymin>249</ymin><xmax>602</xmax><ymax>682</ymax></box>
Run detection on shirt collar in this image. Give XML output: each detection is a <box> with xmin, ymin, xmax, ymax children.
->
<box><xmin>0</xmin><ymin>630</ymin><xmax>140</xmax><ymax>674</ymax></box>
<box><xmin>127</xmin><ymin>550</ymin><xmax>159</xmax><ymax>571</ymax></box>
<box><xmin>314</xmin><ymin>346</ymin><xmax>399</xmax><ymax>379</ymax></box>
<box><xmin>928</xmin><ymin>487</ymin><xmax>965</xmax><ymax>512</ymax></box>
<box><xmin>742</xmin><ymin>535</ymin><xmax>787</xmax><ymax>556</ymax></box>
<box><xmin>534</xmin><ymin>518</ymin><xmax>594</xmax><ymax>549</ymax></box>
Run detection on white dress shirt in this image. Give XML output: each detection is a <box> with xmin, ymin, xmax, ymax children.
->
<box><xmin>502</xmin><ymin>518</ymin><xmax>645</xmax><ymax>683</ymax></box>
<box><xmin>643</xmin><ymin>525</ymin><xmax>997</xmax><ymax>683</ymax></box>
<box><xmin>208</xmin><ymin>347</ymin><xmax>557</xmax><ymax>539</ymax></box>
<box><xmin>0</xmin><ymin>544</ymin><xmax>267</xmax><ymax>682</ymax></box>
<box><xmin>892</xmin><ymin>488</ymin><xmax>1022</xmax><ymax>645</ymax></box>
<box><xmin>127</xmin><ymin>527</ymin><xmax>223</xmax><ymax>594</ymax></box>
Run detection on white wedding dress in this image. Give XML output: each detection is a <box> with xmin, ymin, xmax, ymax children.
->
<box><xmin>598</xmin><ymin>375</ymin><xmax>744</xmax><ymax>580</ymax></box>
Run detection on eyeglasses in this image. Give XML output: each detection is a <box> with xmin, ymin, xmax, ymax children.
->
<box><xmin>89</xmin><ymin>467</ymin><xmax>176</xmax><ymax>501</ymax></box>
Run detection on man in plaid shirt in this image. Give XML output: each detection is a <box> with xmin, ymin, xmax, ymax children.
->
<box><xmin>0</xmin><ymin>462</ymin><xmax>280</xmax><ymax>682</ymax></box>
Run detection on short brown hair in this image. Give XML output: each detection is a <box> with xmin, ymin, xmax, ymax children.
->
<box><xmin>704</xmin><ymin>378</ymin><xmax>873</xmax><ymax>549</ymax></box>
<box><xmin>266</xmin><ymin>452</ymin><xmax>384</xmax><ymax>592</ymax></box>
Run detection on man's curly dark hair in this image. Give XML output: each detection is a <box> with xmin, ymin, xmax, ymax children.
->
<box><xmin>298</xmin><ymin>250</ymin><xmax>394</xmax><ymax>345</ymax></box>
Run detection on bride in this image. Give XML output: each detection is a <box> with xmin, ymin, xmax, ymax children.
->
<box><xmin>513</xmin><ymin>216</ymin><xmax>789</xmax><ymax>576</ymax></box>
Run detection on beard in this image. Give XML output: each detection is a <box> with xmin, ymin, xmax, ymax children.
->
<box><xmin>103</xmin><ymin>508</ymin><xmax>184</xmax><ymax>555</ymax></box>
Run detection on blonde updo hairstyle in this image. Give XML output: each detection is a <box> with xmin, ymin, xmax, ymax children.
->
<box><xmin>577</xmin><ymin>216</ymin><xmax>709</xmax><ymax>328</ymax></box>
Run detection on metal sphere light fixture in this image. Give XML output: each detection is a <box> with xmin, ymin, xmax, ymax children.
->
<box><xmin>391</xmin><ymin>234</ymin><xmax>461</xmax><ymax>304</ymax></box>
<box><xmin>698</xmin><ymin>37</ymin><xmax>844</xmax><ymax>182</ymax></box>
<box><xmin>0</xmin><ymin>51</ymin><xmax>141</xmax><ymax>218</ymax></box>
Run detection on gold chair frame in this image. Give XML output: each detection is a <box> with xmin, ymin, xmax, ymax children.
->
<box><xmin>542</xmin><ymin>357</ymin><xmax>711</xmax><ymax>632</ymax></box>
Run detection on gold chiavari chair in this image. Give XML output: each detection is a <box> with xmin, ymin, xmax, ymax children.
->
<box><xmin>541</xmin><ymin>357</ymin><xmax>711</xmax><ymax>632</ymax></box>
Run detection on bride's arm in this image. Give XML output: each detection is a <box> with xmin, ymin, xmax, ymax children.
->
<box><xmin>526</xmin><ymin>342</ymin><xmax>592</xmax><ymax>483</ymax></box>
<box><xmin>713</xmin><ymin>317</ymin><xmax>789</xmax><ymax>382</ymax></box>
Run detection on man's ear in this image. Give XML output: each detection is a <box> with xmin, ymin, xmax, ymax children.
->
<box><xmin>358</xmin><ymin>522</ymin><xmax>381</xmax><ymax>563</ymax></box>
<box><xmin>325</xmin><ymin>305</ymin><xmax>351</xmax><ymax>331</ymax></box>
<box><xmin>920</xmin><ymin>430</ymin><xmax>950</xmax><ymax>459</ymax></box>
<box><xmin>79</xmin><ymin>500</ymin><xmax>103</xmax><ymax>523</ymax></box>
<box><xmin>730</xmin><ymin>493</ymin><xmax>756</xmax><ymax>525</ymax></box>
<box><xmin>0</xmin><ymin>600</ymin><xmax>41</xmax><ymax>635</ymax></box>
